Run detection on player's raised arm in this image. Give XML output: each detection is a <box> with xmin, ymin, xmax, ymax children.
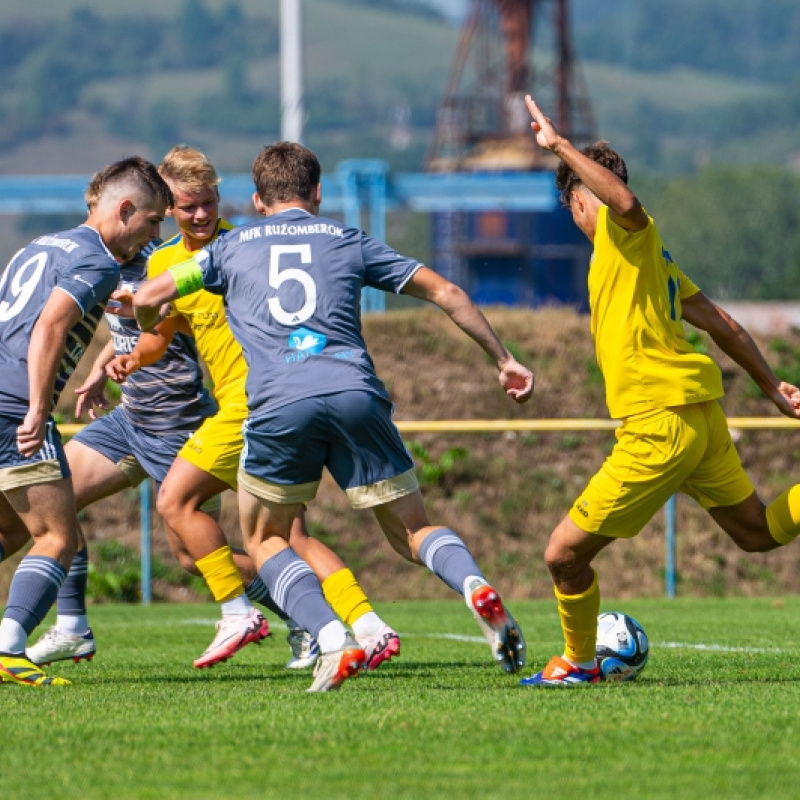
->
<box><xmin>525</xmin><ymin>95</ymin><xmax>648</xmax><ymax>232</ymax></box>
<box><xmin>682</xmin><ymin>291</ymin><xmax>800</xmax><ymax>420</ymax></box>
<box><xmin>401</xmin><ymin>266</ymin><xmax>534</xmax><ymax>403</ymax></box>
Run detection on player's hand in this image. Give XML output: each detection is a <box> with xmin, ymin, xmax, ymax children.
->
<box><xmin>525</xmin><ymin>95</ymin><xmax>561</xmax><ymax>151</ymax></box>
<box><xmin>106</xmin><ymin>289</ymin><xmax>135</xmax><ymax>318</ymax></box>
<box><xmin>105</xmin><ymin>353</ymin><xmax>140</xmax><ymax>383</ymax></box>
<box><xmin>498</xmin><ymin>358</ymin><xmax>534</xmax><ymax>404</ymax></box>
<box><xmin>772</xmin><ymin>381</ymin><xmax>800</xmax><ymax>420</ymax></box>
<box><xmin>16</xmin><ymin>409</ymin><xmax>47</xmax><ymax>458</ymax></box>
<box><xmin>74</xmin><ymin>369</ymin><xmax>110</xmax><ymax>420</ymax></box>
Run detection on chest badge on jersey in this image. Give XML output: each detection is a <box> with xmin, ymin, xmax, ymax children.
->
<box><xmin>287</xmin><ymin>327</ymin><xmax>327</xmax><ymax>356</ymax></box>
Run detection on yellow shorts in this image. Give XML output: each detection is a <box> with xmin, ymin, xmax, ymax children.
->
<box><xmin>177</xmin><ymin>403</ymin><xmax>247</xmax><ymax>490</ymax></box>
<box><xmin>569</xmin><ymin>400</ymin><xmax>755</xmax><ymax>538</ymax></box>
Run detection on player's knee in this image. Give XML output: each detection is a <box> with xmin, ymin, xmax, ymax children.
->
<box><xmin>178</xmin><ymin>553</ymin><xmax>200</xmax><ymax>575</ymax></box>
<box><xmin>732</xmin><ymin>528</ymin><xmax>780</xmax><ymax>553</ymax></box>
<box><xmin>155</xmin><ymin>488</ymin><xmax>183</xmax><ymax>525</ymax></box>
<box><xmin>544</xmin><ymin>540</ymin><xmax>584</xmax><ymax>583</ymax></box>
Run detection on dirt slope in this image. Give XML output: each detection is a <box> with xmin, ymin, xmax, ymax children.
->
<box><xmin>3</xmin><ymin>307</ymin><xmax>800</xmax><ymax>603</ymax></box>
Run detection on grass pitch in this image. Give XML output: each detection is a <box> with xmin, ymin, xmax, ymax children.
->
<box><xmin>2</xmin><ymin>597</ymin><xmax>799</xmax><ymax>800</ymax></box>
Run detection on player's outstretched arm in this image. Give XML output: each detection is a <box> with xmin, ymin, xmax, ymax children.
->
<box><xmin>402</xmin><ymin>267</ymin><xmax>534</xmax><ymax>403</ymax></box>
<box><xmin>74</xmin><ymin>339</ymin><xmax>116</xmax><ymax>420</ymax></box>
<box><xmin>105</xmin><ymin>315</ymin><xmax>183</xmax><ymax>383</ymax></box>
<box><xmin>133</xmin><ymin>271</ymin><xmax>181</xmax><ymax>331</ymax></box>
<box><xmin>682</xmin><ymin>291</ymin><xmax>800</xmax><ymax>420</ymax></box>
<box><xmin>525</xmin><ymin>95</ymin><xmax>648</xmax><ymax>231</ymax></box>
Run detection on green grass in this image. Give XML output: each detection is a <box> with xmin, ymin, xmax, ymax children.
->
<box><xmin>3</xmin><ymin>598</ymin><xmax>800</xmax><ymax>799</ymax></box>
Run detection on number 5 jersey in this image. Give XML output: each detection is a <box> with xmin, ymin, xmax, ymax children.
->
<box><xmin>183</xmin><ymin>208</ymin><xmax>422</xmax><ymax>419</ymax></box>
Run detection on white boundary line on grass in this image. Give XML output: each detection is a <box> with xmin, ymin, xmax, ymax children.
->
<box><xmin>658</xmin><ymin>641</ymin><xmax>784</xmax><ymax>654</ymax></box>
<box><xmin>176</xmin><ymin>619</ymin><xmax>785</xmax><ymax>652</ymax></box>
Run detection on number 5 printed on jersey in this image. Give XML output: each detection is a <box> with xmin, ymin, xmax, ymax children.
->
<box><xmin>269</xmin><ymin>244</ymin><xmax>317</xmax><ymax>326</ymax></box>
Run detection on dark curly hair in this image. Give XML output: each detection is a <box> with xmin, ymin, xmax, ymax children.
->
<box><xmin>555</xmin><ymin>141</ymin><xmax>628</xmax><ymax>208</ymax></box>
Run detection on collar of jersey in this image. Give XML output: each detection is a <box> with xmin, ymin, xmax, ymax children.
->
<box><xmin>272</xmin><ymin>207</ymin><xmax>313</xmax><ymax>216</ymax></box>
<box><xmin>79</xmin><ymin>223</ymin><xmax>116</xmax><ymax>259</ymax></box>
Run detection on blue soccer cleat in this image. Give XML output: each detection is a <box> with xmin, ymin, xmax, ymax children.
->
<box><xmin>520</xmin><ymin>655</ymin><xmax>602</xmax><ymax>687</ymax></box>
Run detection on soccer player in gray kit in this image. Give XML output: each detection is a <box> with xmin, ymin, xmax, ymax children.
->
<box><xmin>0</xmin><ymin>157</ymin><xmax>171</xmax><ymax>687</ymax></box>
<box><xmin>133</xmin><ymin>142</ymin><xmax>533</xmax><ymax>692</ymax></box>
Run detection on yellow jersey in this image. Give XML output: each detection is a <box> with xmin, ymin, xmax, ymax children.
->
<box><xmin>589</xmin><ymin>205</ymin><xmax>724</xmax><ymax>419</ymax></box>
<box><xmin>147</xmin><ymin>220</ymin><xmax>248</xmax><ymax>410</ymax></box>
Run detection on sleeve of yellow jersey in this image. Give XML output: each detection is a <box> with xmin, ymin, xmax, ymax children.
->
<box><xmin>677</xmin><ymin>266</ymin><xmax>702</xmax><ymax>300</ymax></box>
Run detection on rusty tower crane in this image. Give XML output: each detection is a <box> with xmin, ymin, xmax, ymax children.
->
<box><xmin>426</xmin><ymin>0</ymin><xmax>595</xmax><ymax>172</ymax></box>
<box><xmin>426</xmin><ymin>0</ymin><xmax>595</xmax><ymax>308</ymax></box>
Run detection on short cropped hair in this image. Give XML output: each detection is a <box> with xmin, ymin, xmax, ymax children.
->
<box><xmin>158</xmin><ymin>144</ymin><xmax>221</xmax><ymax>194</ymax></box>
<box><xmin>252</xmin><ymin>142</ymin><xmax>321</xmax><ymax>207</ymax></box>
<box><xmin>555</xmin><ymin>141</ymin><xmax>628</xmax><ymax>208</ymax></box>
<box><xmin>85</xmin><ymin>156</ymin><xmax>173</xmax><ymax>211</ymax></box>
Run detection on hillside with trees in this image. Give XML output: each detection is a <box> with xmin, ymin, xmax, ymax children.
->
<box><xmin>1</xmin><ymin>0</ymin><xmax>800</xmax><ymax>299</ymax></box>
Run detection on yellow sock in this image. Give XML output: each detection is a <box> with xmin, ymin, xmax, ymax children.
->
<box><xmin>195</xmin><ymin>546</ymin><xmax>245</xmax><ymax>603</ymax></box>
<box><xmin>766</xmin><ymin>485</ymin><xmax>800</xmax><ymax>546</ymax></box>
<box><xmin>321</xmin><ymin>568</ymin><xmax>373</xmax><ymax>626</ymax></box>
<box><xmin>555</xmin><ymin>570</ymin><xmax>600</xmax><ymax>665</ymax></box>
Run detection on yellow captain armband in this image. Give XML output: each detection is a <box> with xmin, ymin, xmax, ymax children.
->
<box><xmin>169</xmin><ymin>259</ymin><xmax>205</xmax><ymax>297</ymax></box>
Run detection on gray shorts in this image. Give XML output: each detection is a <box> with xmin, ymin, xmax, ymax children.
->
<box><xmin>72</xmin><ymin>406</ymin><xmax>193</xmax><ymax>489</ymax></box>
<box><xmin>240</xmin><ymin>391</ymin><xmax>418</xmax><ymax>509</ymax></box>
<box><xmin>0</xmin><ymin>414</ymin><xmax>70</xmax><ymax>491</ymax></box>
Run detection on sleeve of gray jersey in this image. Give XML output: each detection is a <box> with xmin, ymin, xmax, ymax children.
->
<box><xmin>193</xmin><ymin>243</ymin><xmax>225</xmax><ymax>295</ymax></box>
<box><xmin>360</xmin><ymin>233</ymin><xmax>422</xmax><ymax>294</ymax></box>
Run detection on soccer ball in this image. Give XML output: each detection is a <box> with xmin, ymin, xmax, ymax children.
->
<box><xmin>596</xmin><ymin>611</ymin><xmax>649</xmax><ymax>681</ymax></box>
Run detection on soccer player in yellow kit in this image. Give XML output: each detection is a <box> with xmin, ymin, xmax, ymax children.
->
<box><xmin>521</xmin><ymin>96</ymin><xmax>800</xmax><ymax>686</ymax></box>
<box><xmin>108</xmin><ymin>146</ymin><xmax>399</xmax><ymax>670</ymax></box>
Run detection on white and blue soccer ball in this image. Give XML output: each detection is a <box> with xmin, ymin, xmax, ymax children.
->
<box><xmin>596</xmin><ymin>611</ymin><xmax>649</xmax><ymax>681</ymax></box>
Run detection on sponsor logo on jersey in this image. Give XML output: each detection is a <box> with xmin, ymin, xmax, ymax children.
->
<box><xmin>285</xmin><ymin>327</ymin><xmax>327</xmax><ymax>361</ymax></box>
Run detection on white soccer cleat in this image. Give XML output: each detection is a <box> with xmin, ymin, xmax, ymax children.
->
<box><xmin>193</xmin><ymin>608</ymin><xmax>269</xmax><ymax>669</ymax></box>
<box><xmin>355</xmin><ymin>624</ymin><xmax>401</xmax><ymax>670</ymax></box>
<box><xmin>306</xmin><ymin>634</ymin><xmax>366</xmax><ymax>693</ymax></box>
<box><xmin>468</xmin><ymin>582</ymin><xmax>526</xmax><ymax>674</ymax></box>
<box><xmin>286</xmin><ymin>627</ymin><xmax>320</xmax><ymax>670</ymax></box>
<box><xmin>27</xmin><ymin>626</ymin><xmax>97</xmax><ymax>666</ymax></box>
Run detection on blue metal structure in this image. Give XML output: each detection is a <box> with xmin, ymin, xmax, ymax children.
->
<box><xmin>139</xmin><ymin>479</ymin><xmax>152</xmax><ymax>605</ymax></box>
<box><xmin>432</xmin><ymin>206</ymin><xmax>591</xmax><ymax>308</ymax></box>
<box><xmin>0</xmin><ymin>167</ymin><xmax>558</xmax><ymax>215</ymax></box>
<box><xmin>0</xmin><ymin>165</ymin><xmax>578</xmax><ymax>309</ymax></box>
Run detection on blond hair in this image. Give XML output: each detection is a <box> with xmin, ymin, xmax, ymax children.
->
<box><xmin>158</xmin><ymin>145</ymin><xmax>220</xmax><ymax>193</ymax></box>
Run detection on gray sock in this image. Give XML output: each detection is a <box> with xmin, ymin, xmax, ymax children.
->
<box><xmin>418</xmin><ymin>527</ymin><xmax>485</xmax><ymax>594</ymax></box>
<box><xmin>56</xmin><ymin>548</ymin><xmax>88</xmax><ymax>616</ymax></box>
<box><xmin>4</xmin><ymin>555</ymin><xmax>67</xmax><ymax>636</ymax></box>
<box><xmin>257</xmin><ymin>548</ymin><xmax>337</xmax><ymax>639</ymax></box>
<box><xmin>245</xmin><ymin>573</ymin><xmax>289</xmax><ymax>622</ymax></box>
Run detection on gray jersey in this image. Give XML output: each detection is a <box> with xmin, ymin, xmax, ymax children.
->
<box><xmin>109</xmin><ymin>244</ymin><xmax>215</xmax><ymax>433</ymax></box>
<box><xmin>0</xmin><ymin>225</ymin><xmax>120</xmax><ymax>417</ymax></box>
<box><xmin>195</xmin><ymin>208</ymin><xmax>421</xmax><ymax>416</ymax></box>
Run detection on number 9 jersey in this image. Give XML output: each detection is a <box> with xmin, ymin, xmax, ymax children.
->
<box><xmin>186</xmin><ymin>208</ymin><xmax>422</xmax><ymax>418</ymax></box>
<box><xmin>0</xmin><ymin>225</ymin><xmax>120</xmax><ymax>417</ymax></box>
<box><xmin>587</xmin><ymin>205</ymin><xmax>724</xmax><ymax>419</ymax></box>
